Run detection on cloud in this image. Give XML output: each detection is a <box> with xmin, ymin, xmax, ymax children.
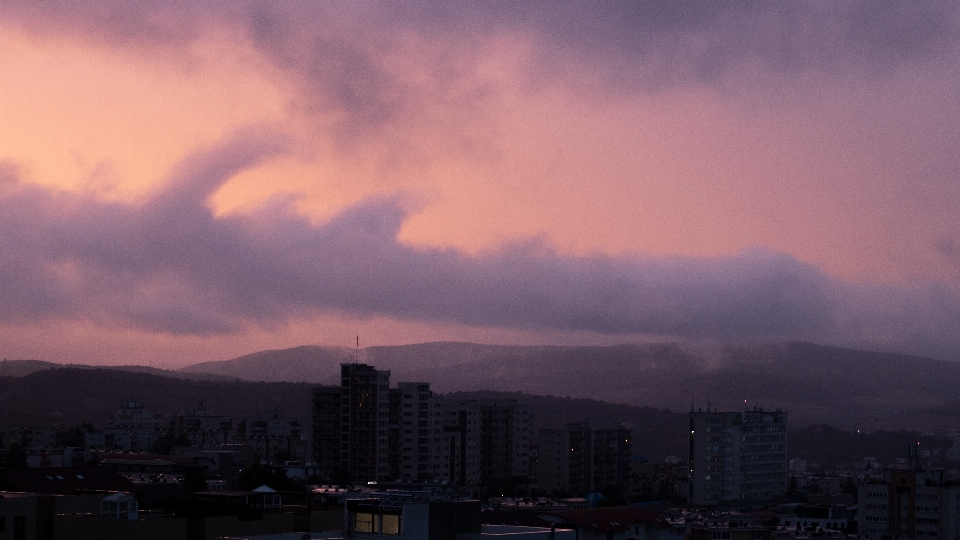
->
<box><xmin>2</xmin><ymin>128</ymin><xmax>958</xmax><ymax>359</ymax></box>
<box><xmin>6</xmin><ymin>2</ymin><xmax>960</xmax><ymax>145</ymax></box>
<box><xmin>3</xmin><ymin>3</ymin><xmax>960</xmax><ymax>361</ymax></box>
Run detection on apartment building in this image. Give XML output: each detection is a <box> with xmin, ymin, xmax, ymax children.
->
<box><xmin>688</xmin><ymin>407</ymin><xmax>787</xmax><ymax>505</ymax></box>
<box><xmin>536</xmin><ymin>423</ymin><xmax>632</xmax><ymax>497</ymax></box>
<box><xmin>859</xmin><ymin>449</ymin><xmax>960</xmax><ymax>539</ymax></box>
<box><xmin>441</xmin><ymin>400</ymin><xmax>531</xmax><ymax>487</ymax></box>
<box><xmin>312</xmin><ymin>365</ymin><xmax>530</xmax><ymax>487</ymax></box>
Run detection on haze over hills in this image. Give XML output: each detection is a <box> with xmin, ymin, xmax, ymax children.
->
<box><xmin>179</xmin><ymin>345</ymin><xmax>350</xmax><ymax>384</ymax></box>
<box><xmin>178</xmin><ymin>341</ymin><xmax>960</xmax><ymax>429</ymax></box>
<box><xmin>7</xmin><ymin>341</ymin><xmax>960</xmax><ymax>431</ymax></box>
<box><xmin>0</xmin><ymin>358</ymin><xmax>238</xmax><ymax>382</ymax></box>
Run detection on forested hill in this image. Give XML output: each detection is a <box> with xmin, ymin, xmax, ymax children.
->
<box><xmin>2</xmin><ymin>368</ymin><xmax>957</xmax><ymax>469</ymax></box>
<box><xmin>178</xmin><ymin>341</ymin><xmax>960</xmax><ymax>430</ymax></box>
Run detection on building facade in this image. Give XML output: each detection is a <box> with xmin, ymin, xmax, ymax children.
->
<box><xmin>688</xmin><ymin>407</ymin><xmax>787</xmax><ymax>505</ymax></box>
<box><xmin>858</xmin><ymin>454</ymin><xmax>960</xmax><ymax>539</ymax></box>
<box><xmin>312</xmin><ymin>366</ymin><xmax>530</xmax><ymax>487</ymax></box>
<box><xmin>442</xmin><ymin>400</ymin><xmax>530</xmax><ymax>487</ymax></box>
<box><xmin>536</xmin><ymin>423</ymin><xmax>631</xmax><ymax>497</ymax></box>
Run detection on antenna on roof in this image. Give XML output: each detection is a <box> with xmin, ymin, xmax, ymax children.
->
<box><xmin>356</xmin><ymin>335</ymin><xmax>359</xmax><ymax>350</ymax></box>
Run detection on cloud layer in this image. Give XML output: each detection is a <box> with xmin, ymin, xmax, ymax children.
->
<box><xmin>1</xmin><ymin>129</ymin><xmax>958</xmax><ymax>359</ymax></box>
<box><xmin>2</xmin><ymin>2</ymin><xmax>960</xmax><ymax>362</ymax></box>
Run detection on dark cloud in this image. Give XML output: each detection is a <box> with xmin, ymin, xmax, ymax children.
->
<box><xmin>2</xmin><ymin>128</ymin><xmax>959</xmax><ymax>359</ymax></box>
<box><xmin>5</xmin><ymin>2</ymin><xmax>959</xmax><ymax>145</ymax></box>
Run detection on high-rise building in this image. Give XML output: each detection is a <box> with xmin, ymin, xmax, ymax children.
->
<box><xmin>592</xmin><ymin>427</ymin><xmax>632</xmax><ymax>491</ymax></box>
<box><xmin>688</xmin><ymin>407</ymin><xmax>787</xmax><ymax>505</ymax></box>
<box><xmin>311</xmin><ymin>364</ymin><xmax>393</xmax><ymax>483</ymax></box>
<box><xmin>442</xmin><ymin>400</ymin><xmax>530</xmax><ymax>487</ymax></box>
<box><xmin>312</xmin><ymin>367</ymin><xmax>450</xmax><ymax>484</ymax></box>
<box><xmin>312</xmin><ymin>385</ymin><xmax>343</xmax><ymax>478</ymax></box>
<box><xmin>339</xmin><ymin>363</ymin><xmax>391</xmax><ymax>482</ymax></box>
<box><xmin>312</xmin><ymin>366</ymin><xmax>530</xmax><ymax>487</ymax></box>
<box><xmin>537</xmin><ymin>428</ymin><xmax>572</xmax><ymax>494</ymax></box>
<box><xmin>392</xmin><ymin>382</ymin><xmax>443</xmax><ymax>482</ymax></box>
<box><xmin>859</xmin><ymin>445</ymin><xmax>960</xmax><ymax>539</ymax></box>
<box><xmin>536</xmin><ymin>423</ymin><xmax>631</xmax><ymax>497</ymax></box>
<box><xmin>567</xmin><ymin>422</ymin><xmax>594</xmax><ymax>494</ymax></box>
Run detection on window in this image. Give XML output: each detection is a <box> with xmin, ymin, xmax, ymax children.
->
<box><xmin>14</xmin><ymin>515</ymin><xmax>26</xmax><ymax>540</ymax></box>
<box><xmin>350</xmin><ymin>511</ymin><xmax>401</xmax><ymax>535</ymax></box>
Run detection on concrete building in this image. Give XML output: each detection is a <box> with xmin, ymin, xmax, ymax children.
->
<box><xmin>339</xmin><ymin>363</ymin><xmax>391</xmax><ymax>482</ymax></box>
<box><xmin>537</xmin><ymin>428</ymin><xmax>572</xmax><ymax>494</ymax></box>
<box><xmin>170</xmin><ymin>399</ymin><xmax>233</xmax><ymax>447</ymax></box>
<box><xmin>233</xmin><ymin>405</ymin><xmax>306</xmax><ymax>465</ymax></box>
<box><xmin>688</xmin><ymin>407</ymin><xmax>787</xmax><ymax>505</ymax></box>
<box><xmin>311</xmin><ymin>364</ymin><xmax>392</xmax><ymax>483</ymax></box>
<box><xmin>442</xmin><ymin>400</ymin><xmax>530</xmax><ymax>488</ymax></box>
<box><xmin>592</xmin><ymin>427</ymin><xmax>632</xmax><ymax>492</ymax></box>
<box><xmin>536</xmin><ymin>423</ymin><xmax>632</xmax><ymax>497</ymax></box>
<box><xmin>776</xmin><ymin>503</ymin><xmax>850</xmax><ymax>532</ymax></box>
<box><xmin>312</xmin><ymin>366</ymin><xmax>530</xmax><ymax>487</ymax></box>
<box><xmin>858</xmin><ymin>447</ymin><xmax>960</xmax><ymax>540</ymax></box>
<box><xmin>312</xmin><ymin>385</ymin><xmax>343</xmax><ymax>479</ymax></box>
<box><xmin>391</xmin><ymin>382</ymin><xmax>444</xmax><ymax>482</ymax></box>
<box><xmin>85</xmin><ymin>401</ymin><xmax>165</xmax><ymax>452</ymax></box>
<box><xmin>538</xmin><ymin>506</ymin><xmax>670</xmax><ymax>540</ymax></box>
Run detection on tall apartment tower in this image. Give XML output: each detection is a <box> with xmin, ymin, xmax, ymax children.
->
<box><xmin>312</xmin><ymin>386</ymin><xmax>343</xmax><ymax>478</ymax></box>
<box><xmin>442</xmin><ymin>400</ymin><xmax>530</xmax><ymax>486</ymax></box>
<box><xmin>537</xmin><ymin>428</ymin><xmax>573</xmax><ymax>494</ymax></box>
<box><xmin>339</xmin><ymin>363</ymin><xmax>391</xmax><ymax>482</ymax></box>
<box><xmin>593</xmin><ymin>427</ymin><xmax>632</xmax><ymax>491</ymax></box>
<box><xmin>391</xmin><ymin>382</ymin><xmax>444</xmax><ymax>481</ymax></box>
<box><xmin>858</xmin><ymin>447</ymin><xmax>960</xmax><ymax>540</ymax></box>
<box><xmin>315</xmin><ymin>369</ymin><xmax>447</xmax><ymax>483</ymax></box>
<box><xmin>312</xmin><ymin>368</ymin><xmax>530</xmax><ymax>487</ymax></box>
<box><xmin>688</xmin><ymin>407</ymin><xmax>787</xmax><ymax>505</ymax></box>
<box><xmin>537</xmin><ymin>423</ymin><xmax>632</xmax><ymax>497</ymax></box>
<box><xmin>567</xmin><ymin>422</ymin><xmax>594</xmax><ymax>494</ymax></box>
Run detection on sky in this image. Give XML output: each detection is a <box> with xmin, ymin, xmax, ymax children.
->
<box><xmin>1</xmin><ymin>1</ymin><xmax>960</xmax><ymax>367</ymax></box>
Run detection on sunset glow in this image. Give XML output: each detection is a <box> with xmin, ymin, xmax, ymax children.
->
<box><xmin>2</xmin><ymin>2</ymin><xmax>959</xmax><ymax>366</ymax></box>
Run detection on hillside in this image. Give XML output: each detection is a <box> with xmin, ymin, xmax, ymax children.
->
<box><xmin>179</xmin><ymin>345</ymin><xmax>349</xmax><ymax>384</ymax></box>
<box><xmin>180</xmin><ymin>341</ymin><xmax>960</xmax><ymax>429</ymax></box>
<box><xmin>0</xmin><ymin>368</ymin><xmax>312</xmax><ymax>430</ymax></box>
<box><xmin>1</xmin><ymin>368</ymin><xmax>956</xmax><ymax>468</ymax></box>
<box><xmin>0</xmin><ymin>359</ymin><xmax>237</xmax><ymax>382</ymax></box>
<box><xmin>0</xmin><ymin>359</ymin><xmax>60</xmax><ymax>377</ymax></box>
<box><xmin>0</xmin><ymin>368</ymin><xmax>684</xmax><ymax>459</ymax></box>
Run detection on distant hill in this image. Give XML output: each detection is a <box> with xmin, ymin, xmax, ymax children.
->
<box><xmin>0</xmin><ymin>368</ymin><xmax>311</xmax><ymax>431</ymax></box>
<box><xmin>0</xmin><ymin>368</ymin><xmax>955</xmax><ymax>467</ymax></box>
<box><xmin>179</xmin><ymin>345</ymin><xmax>351</xmax><ymax>384</ymax></box>
<box><xmin>0</xmin><ymin>359</ymin><xmax>60</xmax><ymax>377</ymax></box>
<box><xmin>0</xmin><ymin>359</ymin><xmax>237</xmax><ymax>382</ymax></box>
<box><xmin>179</xmin><ymin>341</ymin><xmax>960</xmax><ymax>430</ymax></box>
<box><xmin>0</xmin><ymin>368</ymin><xmax>684</xmax><ymax>460</ymax></box>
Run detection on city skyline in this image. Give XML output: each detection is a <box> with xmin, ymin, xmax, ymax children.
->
<box><xmin>2</xmin><ymin>2</ymin><xmax>960</xmax><ymax>367</ymax></box>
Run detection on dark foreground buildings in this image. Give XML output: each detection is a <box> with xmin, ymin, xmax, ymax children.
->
<box><xmin>312</xmin><ymin>363</ymin><xmax>530</xmax><ymax>487</ymax></box>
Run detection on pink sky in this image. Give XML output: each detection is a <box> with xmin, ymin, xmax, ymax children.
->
<box><xmin>1</xmin><ymin>2</ymin><xmax>959</xmax><ymax>367</ymax></box>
